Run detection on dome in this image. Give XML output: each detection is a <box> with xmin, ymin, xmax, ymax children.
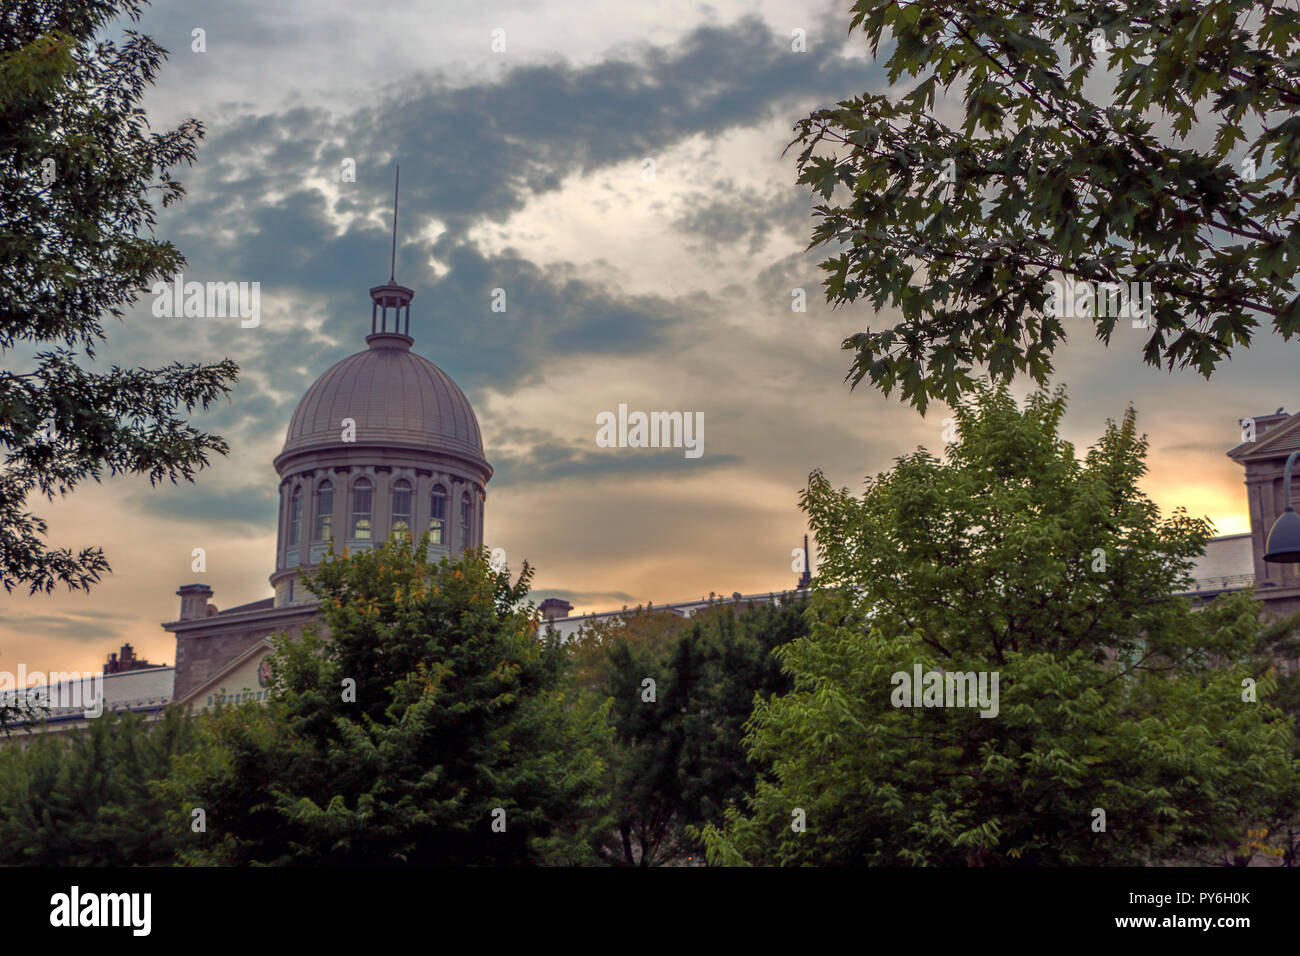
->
<box><xmin>268</xmin><ymin>193</ymin><xmax>492</xmax><ymax>606</ymax></box>
<box><xmin>278</xmin><ymin>332</ymin><xmax>485</xmax><ymax>464</ymax></box>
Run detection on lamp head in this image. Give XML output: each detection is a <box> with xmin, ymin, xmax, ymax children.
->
<box><xmin>1263</xmin><ymin>507</ymin><xmax>1300</xmax><ymax>564</ymax></box>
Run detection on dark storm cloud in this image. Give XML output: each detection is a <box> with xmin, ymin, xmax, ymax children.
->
<box><xmin>0</xmin><ymin>612</ymin><xmax>129</xmax><ymax>645</ymax></box>
<box><xmin>415</xmin><ymin>241</ymin><xmax>690</xmax><ymax>390</ymax></box>
<box><xmin>527</xmin><ymin>588</ymin><xmax>638</xmax><ymax>606</ymax></box>
<box><xmin>126</xmin><ymin>482</ymin><xmax>279</xmax><ymax>531</ymax></box>
<box><xmin>673</xmin><ymin>183</ymin><xmax>814</xmax><ymax>255</ymax></box>
<box><xmin>131</xmin><ymin>0</ymin><xmax>301</xmax><ymax>53</ymax></box>
<box><xmin>112</xmin><ymin>11</ymin><xmax>878</xmax><ymax>495</ymax></box>
<box><xmin>150</xmin><ymin>12</ymin><xmax>877</xmax><ymax>343</ymax></box>
<box><xmin>336</xmin><ymin>14</ymin><xmax>870</xmax><ymax>231</ymax></box>
<box><xmin>489</xmin><ymin>435</ymin><xmax>742</xmax><ymax>488</ymax></box>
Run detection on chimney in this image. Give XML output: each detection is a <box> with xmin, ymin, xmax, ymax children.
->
<box><xmin>104</xmin><ymin>642</ymin><xmax>158</xmax><ymax>673</ymax></box>
<box><xmin>797</xmin><ymin>534</ymin><xmax>813</xmax><ymax>589</ymax></box>
<box><xmin>539</xmin><ymin>598</ymin><xmax>573</xmax><ymax>621</ymax></box>
<box><xmin>177</xmin><ymin>583</ymin><xmax>214</xmax><ymax>621</ymax></box>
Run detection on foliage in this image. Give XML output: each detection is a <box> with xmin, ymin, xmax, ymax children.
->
<box><xmin>0</xmin><ymin>707</ymin><xmax>200</xmax><ymax>865</ymax></box>
<box><xmin>165</xmin><ymin>538</ymin><xmax>611</xmax><ymax>866</ymax></box>
<box><xmin>0</xmin><ymin>0</ymin><xmax>237</xmax><ymax>595</ymax></box>
<box><xmin>794</xmin><ymin>0</ymin><xmax>1300</xmax><ymax>411</ymax></box>
<box><xmin>570</xmin><ymin>597</ymin><xmax>808</xmax><ymax>865</ymax></box>
<box><xmin>702</xmin><ymin>383</ymin><xmax>1300</xmax><ymax>865</ymax></box>
<box><xmin>1240</xmin><ymin>608</ymin><xmax>1300</xmax><ymax>866</ymax></box>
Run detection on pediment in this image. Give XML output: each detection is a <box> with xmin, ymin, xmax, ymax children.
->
<box><xmin>175</xmin><ymin>638</ymin><xmax>275</xmax><ymax>709</ymax></box>
<box><xmin>1227</xmin><ymin>413</ymin><xmax>1300</xmax><ymax>463</ymax></box>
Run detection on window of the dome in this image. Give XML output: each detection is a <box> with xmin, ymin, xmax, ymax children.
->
<box><xmin>314</xmin><ymin>481</ymin><xmax>333</xmax><ymax>541</ymax></box>
<box><xmin>392</xmin><ymin>479</ymin><xmax>412</xmax><ymax>537</ymax></box>
<box><xmin>352</xmin><ymin>478</ymin><xmax>373</xmax><ymax>539</ymax></box>
<box><xmin>288</xmin><ymin>487</ymin><xmax>303</xmax><ymax>546</ymax></box>
<box><xmin>430</xmin><ymin>485</ymin><xmax>446</xmax><ymax>544</ymax></box>
<box><xmin>460</xmin><ymin>491</ymin><xmax>472</xmax><ymax>549</ymax></box>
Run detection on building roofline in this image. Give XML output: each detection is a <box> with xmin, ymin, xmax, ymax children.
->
<box><xmin>101</xmin><ymin>665</ymin><xmax>174</xmax><ymax>678</ymax></box>
<box><xmin>1227</xmin><ymin>411</ymin><xmax>1300</xmax><ymax>461</ymax></box>
<box><xmin>162</xmin><ymin>599</ymin><xmax>320</xmax><ymax>634</ymax></box>
<box><xmin>272</xmin><ymin>441</ymin><xmax>492</xmax><ymax>481</ymax></box>
<box><xmin>541</xmin><ymin>587</ymin><xmax>812</xmax><ymax>627</ymax></box>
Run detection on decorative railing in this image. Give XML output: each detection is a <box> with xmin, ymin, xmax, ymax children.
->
<box><xmin>1178</xmin><ymin>573</ymin><xmax>1255</xmax><ymax>593</ymax></box>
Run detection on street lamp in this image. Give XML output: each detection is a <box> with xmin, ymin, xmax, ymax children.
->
<box><xmin>1263</xmin><ymin>450</ymin><xmax>1300</xmax><ymax>564</ymax></box>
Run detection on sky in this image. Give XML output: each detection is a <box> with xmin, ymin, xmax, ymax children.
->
<box><xmin>2</xmin><ymin>0</ymin><xmax>1294</xmax><ymax>676</ymax></box>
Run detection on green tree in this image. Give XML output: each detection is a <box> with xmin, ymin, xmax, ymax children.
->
<box><xmin>574</xmin><ymin>608</ymin><xmax>691</xmax><ymax>866</ymax></box>
<box><xmin>794</xmin><ymin>0</ymin><xmax>1300</xmax><ymax>411</ymax></box>
<box><xmin>702</xmin><ymin>383</ymin><xmax>1299</xmax><ymax>865</ymax></box>
<box><xmin>572</xmin><ymin>597</ymin><xmax>807</xmax><ymax>865</ymax></box>
<box><xmin>0</xmin><ymin>707</ymin><xmax>199</xmax><ymax>865</ymax></box>
<box><xmin>165</xmin><ymin>539</ymin><xmax>610</xmax><ymax>866</ymax></box>
<box><xmin>1240</xmin><ymin>609</ymin><xmax>1300</xmax><ymax>866</ymax></box>
<box><xmin>0</xmin><ymin>0</ymin><xmax>237</xmax><ymax>594</ymax></box>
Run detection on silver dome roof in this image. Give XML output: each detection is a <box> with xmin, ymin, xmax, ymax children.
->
<box><xmin>280</xmin><ymin>333</ymin><xmax>485</xmax><ymax>463</ymax></box>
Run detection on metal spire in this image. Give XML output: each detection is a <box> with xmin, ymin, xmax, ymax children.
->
<box><xmin>368</xmin><ymin>165</ymin><xmax>414</xmax><ymax>341</ymax></box>
<box><xmin>389</xmin><ymin>165</ymin><xmax>400</xmax><ymax>283</ymax></box>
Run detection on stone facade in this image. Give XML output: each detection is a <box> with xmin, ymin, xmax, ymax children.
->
<box><xmin>164</xmin><ymin>591</ymin><xmax>323</xmax><ymax>701</ymax></box>
<box><xmin>1228</xmin><ymin>410</ymin><xmax>1300</xmax><ymax>620</ymax></box>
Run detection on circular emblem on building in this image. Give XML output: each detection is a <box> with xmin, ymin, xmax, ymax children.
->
<box><xmin>257</xmin><ymin>658</ymin><xmax>272</xmax><ymax>688</ymax></box>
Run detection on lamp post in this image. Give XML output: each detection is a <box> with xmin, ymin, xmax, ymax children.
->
<box><xmin>1263</xmin><ymin>450</ymin><xmax>1300</xmax><ymax>564</ymax></box>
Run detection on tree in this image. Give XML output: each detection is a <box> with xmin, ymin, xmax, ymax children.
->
<box><xmin>165</xmin><ymin>539</ymin><xmax>610</xmax><ymax>866</ymax></box>
<box><xmin>570</xmin><ymin>597</ymin><xmax>807</xmax><ymax>865</ymax></box>
<box><xmin>0</xmin><ymin>0</ymin><xmax>238</xmax><ymax>594</ymax></box>
<box><xmin>571</xmin><ymin>608</ymin><xmax>693</xmax><ymax>865</ymax></box>
<box><xmin>793</xmin><ymin>0</ymin><xmax>1300</xmax><ymax>411</ymax></box>
<box><xmin>0</xmin><ymin>707</ymin><xmax>199</xmax><ymax>866</ymax></box>
<box><xmin>702</xmin><ymin>383</ymin><xmax>1300</xmax><ymax>865</ymax></box>
<box><xmin>1240</xmin><ymin>608</ymin><xmax>1300</xmax><ymax>866</ymax></box>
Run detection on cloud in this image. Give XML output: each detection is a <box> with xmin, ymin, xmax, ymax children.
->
<box><xmin>489</xmin><ymin>434</ymin><xmax>741</xmax><ymax>487</ymax></box>
<box><xmin>672</xmin><ymin>182</ymin><xmax>813</xmax><ymax>255</ymax></box>
<box><xmin>126</xmin><ymin>482</ymin><xmax>279</xmax><ymax>531</ymax></box>
<box><xmin>527</xmin><ymin>588</ymin><xmax>637</xmax><ymax>606</ymax></box>
<box><xmin>89</xmin><ymin>11</ymin><xmax>881</xmax><ymax>474</ymax></box>
<box><xmin>0</xmin><ymin>612</ymin><xmax>131</xmax><ymax>646</ymax></box>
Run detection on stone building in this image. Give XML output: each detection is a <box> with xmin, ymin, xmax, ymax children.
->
<box><xmin>1225</xmin><ymin>410</ymin><xmax>1300</xmax><ymax>619</ymax></box>
<box><xmin>163</xmin><ymin>269</ymin><xmax>492</xmax><ymax>707</ymax></box>
<box><xmin>0</xmin><ymin>646</ymin><xmax>174</xmax><ymax>746</ymax></box>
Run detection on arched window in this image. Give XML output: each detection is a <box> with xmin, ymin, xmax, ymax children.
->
<box><xmin>314</xmin><ymin>481</ymin><xmax>333</xmax><ymax>541</ymax></box>
<box><xmin>391</xmin><ymin>479</ymin><xmax>412</xmax><ymax>537</ymax></box>
<box><xmin>287</xmin><ymin>487</ymin><xmax>303</xmax><ymax>546</ymax></box>
<box><xmin>460</xmin><ymin>491</ymin><xmax>472</xmax><ymax>549</ymax></box>
<box><xmin>429</xmin><ymin>485</ymin><xmax>446</xmax><ymax>545</ymax></box>
<box><xmin>351</xmin><ymin>477</ymin><xmax>373</xmax><ymax>539</ymax></box>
